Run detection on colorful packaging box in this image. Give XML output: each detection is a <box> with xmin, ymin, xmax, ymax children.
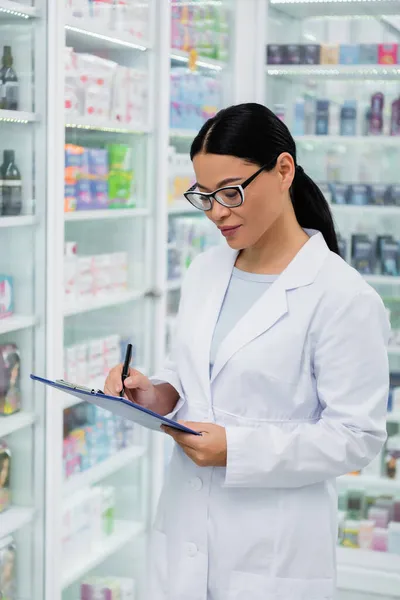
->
<box><xmin>320</xmin><ymin>44</ymin><xmax>339</xmax><ymax>65</ymax></box>
<box><xmin>0</xmin><ymin>343</ymin><xmax>21</xmax><ymax>415</ymax></box>
<box><xmin>0</xmin><ymin>276</ymin><xmax>13</xmax><ymax>319</ymax></box>
<box><xmin>339</xmin><ymin>45</ymin><xmax>359</xmax><ymax>65</ymax></box>
<box><xmin>378</xmin><ymin>44</ymin><xmax>398</xmax><ymax>65</ymax></box>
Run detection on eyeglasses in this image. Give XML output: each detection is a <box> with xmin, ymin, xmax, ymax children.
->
<box><xmin>184</xmin><ymin>164</ymin><xmax>269</xmax><ymax>212</ymax></box>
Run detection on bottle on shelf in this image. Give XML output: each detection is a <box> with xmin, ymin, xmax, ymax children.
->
<box><xmin>0</xmin><ymin>46</ymin><xmax>19</xmax><ymax>111</ymax></box>
<box><xmin>0</xmin><ymin>150</ymin><xmax>22</xmax><ymax>216</ymax></box>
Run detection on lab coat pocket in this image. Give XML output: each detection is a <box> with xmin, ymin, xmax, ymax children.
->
<box><xmin>228</xmin><ymin>572</ymin><xmax>333</xmax><ymax>600</ymax></box>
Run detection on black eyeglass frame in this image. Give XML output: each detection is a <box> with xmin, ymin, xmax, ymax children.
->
<box><xmin>183</xmin><ymin>163</ymin><xmax>270</xmax><ymax>212</ymax></box>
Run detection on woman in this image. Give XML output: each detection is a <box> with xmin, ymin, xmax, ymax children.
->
<box><xmin>105</xmin><ymin>103</ymin><xmax>389</xmax><ymax>600</ymax></box>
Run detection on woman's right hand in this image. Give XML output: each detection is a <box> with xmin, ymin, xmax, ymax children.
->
<box><xmin>104</xmin><ymin>365</ymin><xmax>158</xmax><ymax>410</ymax></box>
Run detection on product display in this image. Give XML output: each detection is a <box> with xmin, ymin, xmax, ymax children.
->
<box><xmin>0</xmin><ymin>536</ymin><xmax>16</xmax><ymax>599</ymax></box>
<box><xmin>0</xmin><ymin>46</ymin><xmax>18</xmax><ymax>111</ymax></box>
<box><xmin>63</xmin><ymin>401</ymin><xmax>136</xmax><ymax>480</ymax></box>
<box><xmin>62</xmin><ymin>485</ymin><xmax>116</xmax><ymax>565</ymax></box>
<box><xmin>64</xmin><ymin>242</ymin><xmax>128</xmax><ymax>302</ymax></box>
<box><xmin>0</xmin><ymin>150</ymin><xmax>22</xmax><ymax>216</ymax></box>
<box><xmin>171</xmin><ymin>2</ymin><xmax>230</xmax><ymax>62</ymax></box>
<box><xmin>167</xmin><ymin>217</ymin><xmax>220</xmax><ymax>282</ymax></box>
<box><xmin>64</xmin><ymin>143</ymin><xmax>135</xmax><ymax>212</ymax></box>
<box><xmin>168</xmin><ymin>148</ymin><xmax>195</xmax><ymax>205</ymax></box>
<box><xmin>64</xmin><ymin>335</ymin><xmax>126</xmax><ymax>385</ymax></box>
<box><xmin>0</xmin><ymin>344</ymin><xmax>21</xmax><ymax>416</ymax></box>
<box><xmin>338</xmin><ymin>484</ymin><xmax>400</xmax><ymax>554</ymax></box>
<box><xmin>0</xmin><ymin>276</ymin><xmax>13</xmax><ymax>320</ymax></box>
<box><xmin>170</xmin><ymin>67</ymin><xmax>222</xmax><ymax>130</ymax></box>
<box><xmin>65</xmin><ymin>48</ymin><xmax>148</xmax><ymax>125</ymax></box>
<box><xmin>65</xmin><ymin>0</ymin><xmax>150</xmax><ymax>42</ymax></box>
<box><xmin>282</xmin><ymin>92</ymin><xmax>400</xmax><ymax>138</ymax></box>
<box><xmin>0</xmin><ymin>441</ymin><xmax>11</xmax><ymax>513</ymax></box>
<box><xmin>266</xmin><ymin>43</ymin><xmax>399</xmax><ymax>66</ymax></box>
<box><xmin>81</xmin><ymin>576</ymin><xmax>136</xmax><ymax>600</ymax></box>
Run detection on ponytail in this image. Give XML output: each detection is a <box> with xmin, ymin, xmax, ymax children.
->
<box><xmin>191</xmin><ymin>103</ymin><xmax>340</xmax><ymax>255</ymax></box>
<box><xmin>291</xmin><ymin>166</ymin><xmax>339</xmax><ymax>254</ymax></box>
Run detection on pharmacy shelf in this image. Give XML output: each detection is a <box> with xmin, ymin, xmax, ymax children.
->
<box><xmin>168</xmin><ymin>203</ymin><xmax>199</xmax><ymax>215</ymax></box>
<box><xmin>64</xmin><ymin>289</ymin><xmax>146</xmax><ymax>317</ymax></box>
<box><xmin>65</xmin><ymin>207</ymin><xmax>150</xmax><ymax>222</ymax></box>
<box><xmin>269</xmin><ymin>0</ymin><xmax>400</xmax><ymax>18</ymax></box>
<box><xmin>171</xmin><ymin>49</ymin><xmax>225</xmax><ymax>72</ymax></box>
<box><xmin>0</xmin><ymin>411</ymin><xmax>36</xmax><ymax>438</ymax></box>
<box><xmin>169</xmin><ymin>128</ymin><xmax>198</xmax><ymax>139</ymax></box>
<box><xmin>364</xmin><ymin>275</ymin><xmax>400</xmax><ymax>286</ymax></box>
<box><xmin>0</xmin><ymin>506</ymin><xmax>36</xmax><ymax>539</ymax></box>
<box><xmin>0</xmin><ymin>0</ymin><xmax>37</xmax><ymax>19</ymax></box>
<box><xmin>0</xmin><ymin>315</ymin><xmax>37</xmax><ymax>336</ymax></box>
<box><xmin>331</xmin><ymin>204</ymin><xmax>400</xmax><ymax>217</ymax></box>
<box><xmin>338</xmin><ymin>474</ymin><xmax>400</xmax><ymax>494</ymax></box>
<box><xmin>337</xmin><ymin>548</ymin><xmax>400</xmax><ymax>597</ymax></box>
<box><xmin>0</xmin><ymin>109</ymin><xmax>37</xmax><ymax>124</ymax></box>
<box><xmin>266</xmin><ymin>65</ymin><xmax>400</xmax><ymax>80</ymax></box>
<box><xmin>0</xmin><ymin>215</ymin><xmax>37</xmax><ymax>228</ymax></box>
<box><xmin>63</xmin><ymin>444</ymin><xmax>147</xmax><ymax>497</ymax></box>
<box><xmin>389</xmin><ymin>346</ymin><xmax>400</xmax><ymax>356</ymax></box>
<box><xmin>65</xmin><ymin>116</ymin><xmax>151</xmax><ymax>134</ymax></box>
<box><xmin>65</xmin><ymin>18</ymin><xmax>151</xmax><ymax>52</ymax></box>
<box><xmin>387</xmin><ymin>412</ymin><xmax>400</xmax><ymax>423</ymax></box>
<box><xmin>62</xmin><ymin>520</ymin><xmax>145</xmax><ymax>590</ymax></box>
<box><xmin>167</xmin><ymin>279</ymin><xmax>183</xmax><ymax>292</ymax></box>
<box><xmin>296</xmin><ymin>135</ymin><xmax>400</xmax><ymax>147</ymax></box>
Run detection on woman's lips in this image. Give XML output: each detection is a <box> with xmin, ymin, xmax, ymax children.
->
<box><xmin>219</xmin><ymin>225</ymin><xmax>242</xmax><ymax>237</ymax></box>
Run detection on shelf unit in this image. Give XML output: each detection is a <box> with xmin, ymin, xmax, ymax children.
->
<box><xmin>65</xmin><ymin>116</ymin><xmax>151</xmax><ymax>134</ymax></box>
<box><xmin>0</xmin><ymin>411</ymin><xmax>36</xmax><ymax>438</ymax></box>
<box><xmin>0</xmin><ymin>506</ymin><xmax>36</xmax><ymax>539</ymax></box>
<box><xmin>337</xmin><ymin>548</ymin><xmax>400</xmax><ymax>597</ymax></box>
<box><xmin>170</xmin><ymin>48</ymin><xmax>225</xmax><ymax>71</ymax></box>
<box><xmin>64</xmin><ymin>207</ymin><xmax>150</xmax><ymax>222</ymax></box>
<box><xmin>64</xmin><ymin>289</ymin><xmax>146</xmax><ymax>317</ymax></box>
<box><xmin>266</xmin><ymin>65</ymin><xmax>400</xmax><ymax>79</ymax></box>
<box><xmin>0</xmin><ymin>109</ymin><xmax>37</xmax><ymax>123</ymax></box>
<box><xmin>62</xmin><ymin>521</ymin><xmax>145</xmax><ymax>590</ymax></box>
<box><xmin>0</xmin><ymin>315</ymin><xmax>37</xmax><ymax>335</ymax></box>
<box><xmin>65</xmin><ymin>18</ymin><xmax>152</xmax><ymax>52</ymax></box>
<box><xmin>0</xmin><ymin>0</ymin><xmax>38</xmax><ymax>19</ymax></box>
<box><xmin>269</xmin><ymin>0</ymin><xmax>400</xmax><ymax>18</ymax></box>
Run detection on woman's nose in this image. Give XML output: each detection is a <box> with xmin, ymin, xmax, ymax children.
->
<box><xmin>210</xmin><ymin>199</ymin><xmax>231</xmax><ymax>222</ymax></box>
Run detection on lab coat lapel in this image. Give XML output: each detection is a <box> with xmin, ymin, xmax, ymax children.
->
<box><xmin>194</xmin><ymin>246</ymin><xmax>238</xmax><ymax>399</ymax></box>
<box><xmin>210</xmin><ymin>231</ymin><xmax>330</xmax><ymax>383</ymax></box>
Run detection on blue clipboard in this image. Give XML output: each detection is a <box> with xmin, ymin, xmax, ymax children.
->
<box><xmin>30</xmin><ymin>374</ymin><xmax>200</xmax><ymax>435</ymax></box>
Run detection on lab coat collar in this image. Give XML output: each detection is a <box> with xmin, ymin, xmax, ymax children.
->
<box><xmin>209</xmin><ymin>230</ymin><xmax>330</xmax><ymax>384</ymax></box>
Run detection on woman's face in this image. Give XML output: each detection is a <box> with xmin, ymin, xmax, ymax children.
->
<box><xmin>0</xmin><ymin>456</ymin><xmax>9</xmax><ymax>487</ymax></box>
<box><xmin>192</xmin><ymin>152</ymin><xmax>295</xmax><ymax>250</ymax></box>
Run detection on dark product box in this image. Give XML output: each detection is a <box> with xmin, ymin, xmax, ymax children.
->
<box><xmin>266</xmin><ymin>44</ymin><xmax>286</xmax><ymax>65</ymax></box>
<box><xmin>315</xmin><ymin>99</ymin><xmax>330</xmax><ymax>135</ymax></box>
<box><xmin>348</xmin><ymin>184</ymin><xmax>371</xmax><ymax>206</ymax></box>
<box><xmin>339</xmin><ymin>45</ymin><xmax>359</xmax><ymax>65</ymax></box>
<box><xmin>351</xmin><ymin>234</ymin><xmax>374</xmax><ymax>274</ymax></box>
<box><xmin>302</xmin><ymin>44</ymin><xmax>320</xmax><ymax>65</ymax></box>
<box><xmin>359</xmin><ymin>44</ymin><xmax>378</xmax><ymax>65</ymax></box>
<box><xmin>370</xmin><ymin>184</ymin><xmax>387</xmax><ymax>206</ymax></box>
<box><xmin>0</xmin><ymin>344</ymin><xmax>21</xmax><ymax>416</ymax></box>
<box><xmin>329</xmin><ymin>183</ymin><xmax>348</xmax><ymax>205</ymax></box>
<box><xmin>377</xmin><ymin>235</ymin><xmax>400</xmax><ymax>276</ymax></box>
<box><xmin>385</xmin><ymin>185</ymin><xmax>400</xmax><ymax>206</ymax></box>
<box><xmin>286</xmin><ymin>44</ymin><xmax>302</xmax><ymax>65</ymax></box>
<box><xmin>0</xmin><ymin>441</ymin><xmax>11</xmax><ymax>513</ymax></box>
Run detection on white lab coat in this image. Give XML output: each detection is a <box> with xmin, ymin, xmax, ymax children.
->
<box><xmin>148</xmin><ymin>230</ymin><xmax>390</xmax><ymax>600</ymax></box>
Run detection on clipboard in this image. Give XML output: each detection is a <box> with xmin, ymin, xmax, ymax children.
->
<box><xmin>30</xmin><ymin>374</ymin><xmax>200</xmax><ymax>435</ymax></box>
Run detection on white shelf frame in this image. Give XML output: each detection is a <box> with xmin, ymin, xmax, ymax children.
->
<box><xmin>0</xmin><ymin>315</ymin><xmax>37</xmax><ymax>335</ymax></box>
<box><xmin>65</xmin><ymin>116</ymin><xmax>151</xmax><ymax>134</ymax></box>
<box><xmin>266</xmin><ymin>65</ymin><xmax>400</xmax><ymax>79</ymax></box>
<box><xmin>65</xmin><ymin>18</ymin><xmax>151</xmax><ymax>51</ymax></box>
<box><xmin>296</xmin><ymin>135</ymin><xmax>400</xmax><ymax>147</ymax></box>
<box><xmin>64</xmin><ymin>207</ymin><xmax>150</xmax><ymax>222</ymax></box>
<box><xmin>0</xmin><ymin>215</ymin><xmax>37</xmax><ymax>227</ymax></box>
<box><xmin>269</xmin><ymin>0</ymin><xmax>400</xmax><ymax>18</ymax></box>
<box><xmin>63</xmin><ymin>445</ymin><xmax>147</xmax><ymax>497</ymax></box>
<box><xmin>62</xmin><ymin>520</ymin><xmax>145</xmax><ymax>590</ymax></box>
<box><xmin>0</xmin><ymin>109</ymin><xmax>37</xmax><ymax>123</ymax></box>
<box><xmin>338</xmin><ymin>474</ymin><xmax>400</xmax><ymax>494</ymax></box>
<box><xmin>0</xmin><ymin>411</ymin><xmax>36</xmax><ymax>438</ymax></box>
<box><xmin>0</xmin><ymin>0</ymin><xmax>37</xmax><ymax>19</ymax></box>
<box><xmin>170</xmin><ymin>48</ymin><xmax>224</xmax><ymax>71</ymax></box>
<box><xmin>64</xmin><ymin>289</ymin><xmax>146</xmax><ymax>317</ymax></box>
<box><xmin>337</xmin><ymin>548</ymin><xmax>400</xmax><ymax>597</ymax></box>
<box><xmin>0</xmin><ymin>506</ymin><xmax>36</xmax><ymax>539</ymax></box>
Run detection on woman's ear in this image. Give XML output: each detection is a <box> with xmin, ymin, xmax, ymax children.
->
<box><xmin>276</xmin><ymin>152</ymin><xmax>295</xmax><ymax>192</ymax></box>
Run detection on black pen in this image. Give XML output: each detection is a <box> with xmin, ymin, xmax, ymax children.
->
<box><xmin>120</xmin><ymin>343</ymin><xmax>133</xmax><ymax>398</ymax></box>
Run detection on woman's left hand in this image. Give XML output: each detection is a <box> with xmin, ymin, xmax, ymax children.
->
<box><xmin>162</xmin><ymin>422</ymin><xmax>227</xmax><ymax>467</ymax></box>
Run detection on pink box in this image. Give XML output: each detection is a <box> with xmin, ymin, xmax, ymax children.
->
<box><xmin>378</xmin><ymin>44</ymin><xmax>398</xmax><ymax>65</ymax></box>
